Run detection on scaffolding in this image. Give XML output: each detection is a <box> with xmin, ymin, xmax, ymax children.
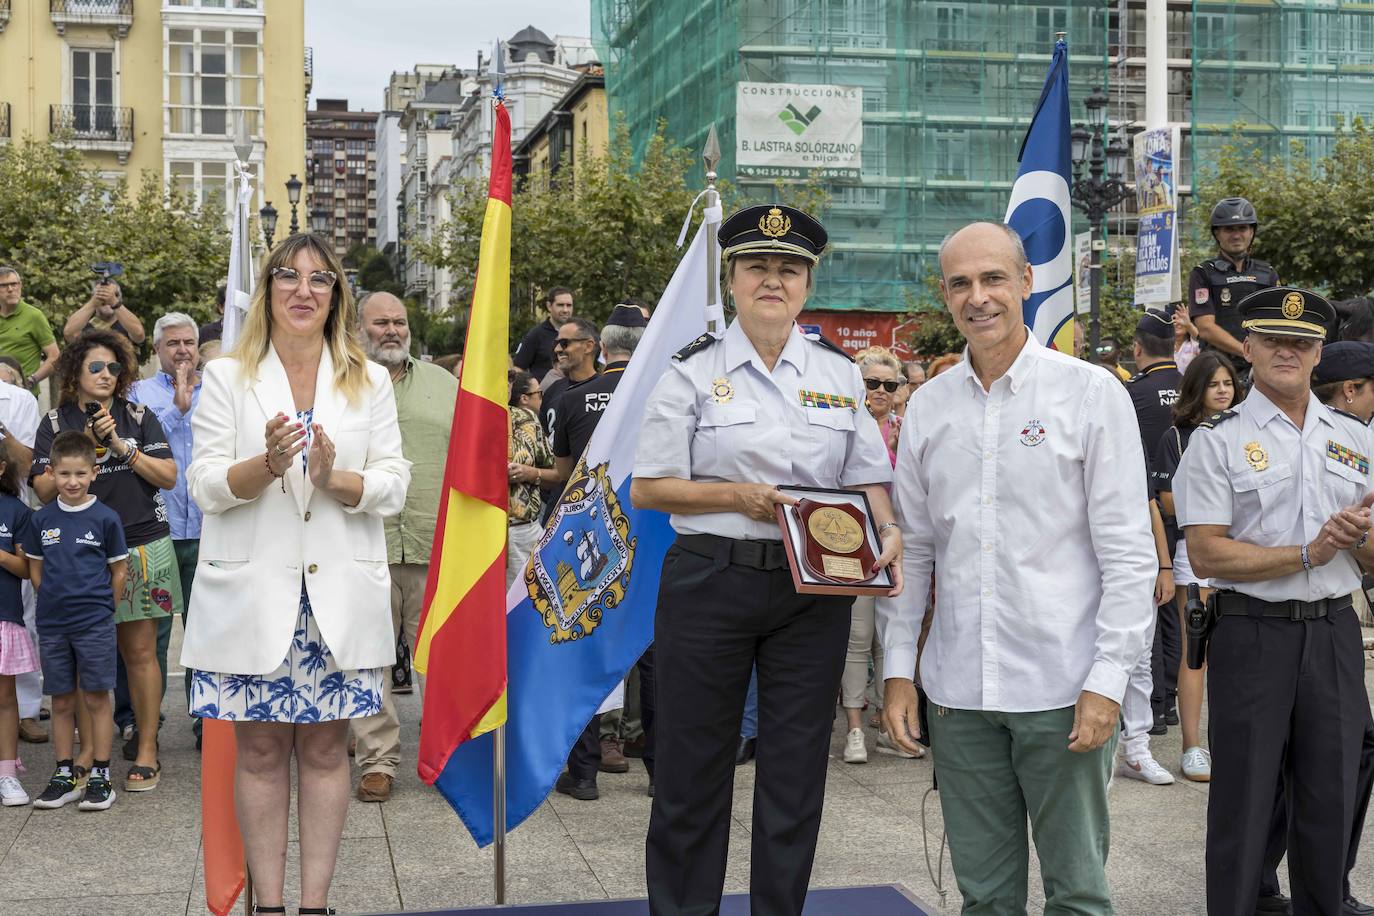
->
<box><xmin>591</xmin><ymin>1</ymin><xmax>1374</xmax><ymax>313</ymax></box>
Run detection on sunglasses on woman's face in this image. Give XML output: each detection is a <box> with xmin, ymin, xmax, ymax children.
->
<box><xmin>864</xmin><ymin>378</ymin><xmax>900</xmax><ymax>393</ymax></box>
<box><xmin>87</xmin><ymin>361</ymin><xmax>122</xmax><ymax>377</ymax></box>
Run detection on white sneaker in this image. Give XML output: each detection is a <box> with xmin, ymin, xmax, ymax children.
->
<box><xmin>876</xmin><ymin>730</ymin><xmax>923</xmax><ymax>759</ymax></box>
<box><xmin>1181</xmin><ymin>746</ymin><xmax>1212</xmax><ymax>782</ymax></box>
<box><xmin>0</xmin><ymin>775</ymin><xmax>28</xmax><ymax>806</ymax></box>
<box><xmin>842</xmin><ymin>728</ymin><xmax>868</xmax><ymax>764</ymax></box>
<box><xmin>120</xmin><ymin>723</ymin><xmax>134</xmax><ymax>741</ymax></box>
<box><xmin>1118</xmin><ymin>754</ymin><xmax>1176</xmax><ymax>785</ymax></box>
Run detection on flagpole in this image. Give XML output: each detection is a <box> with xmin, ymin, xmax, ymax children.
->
<box><xmin>493</xmin><ymin>724</ymin><xmax>507</xmax><ymax>904</ymax></box>
<box><xmin>702</xmin><ymin>125</ymin><xmax>724</xmax><ymax>337</ymax></box>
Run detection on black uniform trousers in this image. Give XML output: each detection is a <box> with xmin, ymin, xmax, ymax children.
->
<box><xmin>1151</xmin><ymin>597</ymin><xmax>1181</xmax><ymax>718</ymax></box>
<box><xmin>1206</xmin><ymin>608</ymin><xmax>1368</xmax><ymax>916</ymax></box>
<box><xmin>1347</xmin><ymin>710</ymin><xmax>1374</xmax><ymax>900</ymax></box>
<box><xmin>645</xmin><ymin>543</ymin><xmax>851</xmax><ymax>916</ymax></box>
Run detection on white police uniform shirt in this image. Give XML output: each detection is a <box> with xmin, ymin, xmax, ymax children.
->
<box><xmin>634</xmin><ymin>318</ymin><xmax>892</xmax><ymax>541</ymax></box>
<box><xmin>876</xmin><ymin>332</ymin><xmax>1156</xmax><ymax>712</ymax></box>
<box><xmin>1175</xmin><ymin>386</ymin><xmax>1374</xmax><ymax>602</ymax></box>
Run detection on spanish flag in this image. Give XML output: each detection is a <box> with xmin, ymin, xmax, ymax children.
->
<box><xmin>414</xmin><ymin>98</ymin><xmax>511</xmax><ymax>800</ymax></box>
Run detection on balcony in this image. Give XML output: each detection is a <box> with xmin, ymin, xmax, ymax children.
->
<box><xmin>49</xmin><ymin>0</ymin><xmax>133</xmax><ymax>38</ymax></box>
<box><xmin>305</xmin><ymin>47</ymin><xmax>314</xmax><ymax>95</ymax></box>
<box><xmin>50</xmin><ymin>105</ymin><xmax>134</xmax><ymax>162</ymax></box>
<box><xmin>0</xmin><ymin>0</ymin><xmax>10</xmax><ymax>35</ymax></box>
<box><xmin>0</xmin><ymin>103</ymin><xmax>9</xmax><ymax>143</ymax></box>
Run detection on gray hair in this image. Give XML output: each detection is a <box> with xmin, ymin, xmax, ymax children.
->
<box><xmin>600</xmin><ymin>323</ymin><xmax>644</xmax><ymax>357</ymax></box>
<box><xmin>938</xmin><ymin>222</ymin><xmax>1029</xmax><ymax>273</ymax></box>
<box><xmin>0</xmin><ymin>266</ymin><xmax>16</xmax><ymax>280</ymax></box>
<box><xmin>152</xmin><ymin>311</ymin><xmax>197</xmax><ymax>347</ymax></box>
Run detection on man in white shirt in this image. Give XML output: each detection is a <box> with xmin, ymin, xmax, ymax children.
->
<box><xmin>878</xmin><ymin>221</ymin><xmax>1156</xmax><ymax>914</ymax></box>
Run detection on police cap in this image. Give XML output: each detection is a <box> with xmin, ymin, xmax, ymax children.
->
<box><xmin>1312</xmin><ymin>341</ymin><xmax>1374</xmax><ymax>384</ymax></box>
<box><xmin>1238</xmin><ymin>286</ymin><xmax>1335</xmax><ymax>341</ymax></box>
<box><xmin>719</xmin><ymin>204</ymin><xmax>827</xmax><ymax>264</ymax></box>
<box><xmin>1210</xmin><ymin>197</ymin><xmax>1258</xmax><ymax>230</ymax></box>
<box><xmin>1136</xmin><ymin>308</ymin><xmax>1174</xmax><ymax>340</ymax></box>
<box><xmin>604</xmin><ymin>303</ymin><xmax>647</xmax><ymax>329</ymax></box>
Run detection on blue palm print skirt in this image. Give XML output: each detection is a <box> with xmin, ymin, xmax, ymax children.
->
<box><xmin>187</xmin><ymin>582</ymin><xmax>384</xmax><ymax>723</ymax></box>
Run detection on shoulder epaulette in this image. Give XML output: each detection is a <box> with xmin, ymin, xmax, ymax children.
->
<box><xmin>1125</xmin><ymin>371</ymin><xmax>1144</xmax><ymax>385</ymax></box>
<box><xmin>672</xmin><ymin>333</ymin><xmax>718</xmax><ymax>362</ymax></box>
<box><xmin>1197</xmin><ymin>409</ymin><xmax>1238</xmax><ymax>429</ymax></box>
<box><xmin>1330</xmin><ymin>406</ymin><xmax>1366</xmax><ymax>425</ymax></box>
<box><xmin>805</xmin><ymin>333</ymin><xmax>853</xmax><ymax>362</ymax></box>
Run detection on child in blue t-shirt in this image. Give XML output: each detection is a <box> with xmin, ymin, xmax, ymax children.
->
<box><xmin>0</xmin><ymin>439</ymin><xmax>35</xmax><ymax>807</ymax></box>
<box><xmin>27</xmin><ymin>432</ymin><xmax>127</xmax><ymax>812</ymax></box>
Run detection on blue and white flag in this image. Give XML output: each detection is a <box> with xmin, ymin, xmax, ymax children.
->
<box><xmin>435</xmin><ymin>203</ymin><xmax>719</xmax><ymax>847</ymax></box>
<box><xmin>1004</xmin><ymin>38</ymin><xmax>1076</xmax><ymax>353</ymax></box>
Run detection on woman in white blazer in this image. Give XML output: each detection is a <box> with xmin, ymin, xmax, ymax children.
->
<box><xmin>183</xmin><ymin>234</ymin><xmax>410</xmax><ymax>916</ymax></box>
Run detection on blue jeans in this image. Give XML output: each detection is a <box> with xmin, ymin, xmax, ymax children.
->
<box><xmin>740</xmin><ymin>665</ymin><xmax>758</xmax><ymax>739</ymax></box>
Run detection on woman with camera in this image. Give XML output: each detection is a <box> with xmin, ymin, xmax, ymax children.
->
<box><xmin>28</xmin><ymin>329</ymin><xmax>179</xmax><ymax>792</ymax></box>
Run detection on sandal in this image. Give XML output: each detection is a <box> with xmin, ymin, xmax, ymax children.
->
<box><xmin>125</xmin><ymin>762</ymin><xmax>161</xmax><ymax>792</ymax></box>
<box><xmin>298</xmin><ymin>909</ymin><xmax>336</xmax><ymax>915</ymax></box>
<box><xmin>252</xmin><ymin>908</ymin><xmax>286</xmax><ymax>915</ymax></box>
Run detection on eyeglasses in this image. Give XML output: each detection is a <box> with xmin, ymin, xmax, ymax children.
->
<box><xmin>0</xmin><ymin>281</ymin><xmax>19</xmax><ymax>290</ymax></box>
<box><xmin>87</xmin><ymin>361</ymin><xmax>122</xmax><ymax>377</ymax></box>
<box><xmin>270</xmin><ymin>267</ymin><xmax>337</xmax><ymax>293</ymax></box>
<box><xmin>864</xmin><ymin>378</ymin><xmax>901</xmax><ymax>393</ymax></box>
<box><xmin>554</xmin><ymin>337</ymin><xmax>592</xmax><ymax>349</ymax></box>
<box><xmin>524</xmin><ymin>388</ymin><xmax>542</xmax><ymax>398</ymax></box>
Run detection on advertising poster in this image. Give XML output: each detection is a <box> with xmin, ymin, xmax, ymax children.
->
<box><xmin>736</xmin><ymin>82</ymin><xmax>863</xmax><ymax>179</ymax></box>
<box><xmin>1133</xmin><ymin>126</ymin><xmax>1181</xmax><ymax>305</ymax></box>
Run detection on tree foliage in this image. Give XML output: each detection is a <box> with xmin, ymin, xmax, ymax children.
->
<box><xmin>0</xmin><ymin>137</ymin><xmax>230</xmax><ymax>332</ymax></box>
<box><xmin>1193</xmin><ymin>120</ymin><xmax>1374</xmax><ymax>298</ymax></box>
<box><xmin>412</xmin><ymin>118</ymin><xmax>829</xmax><ymax>348</ymax></box>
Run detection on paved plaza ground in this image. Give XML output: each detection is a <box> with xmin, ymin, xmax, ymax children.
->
<box><xmin>1</xmin><ymin>627</ymin><xmax>1373</xmax><ymax>916</ymax></box>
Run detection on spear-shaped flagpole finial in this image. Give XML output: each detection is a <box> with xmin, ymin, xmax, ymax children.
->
<box><xmin>703</xmin><ymin>124</ymin><xmax>721</xmax><ymax>188</ymax></box>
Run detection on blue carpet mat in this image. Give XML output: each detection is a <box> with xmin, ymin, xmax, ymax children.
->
<box><xmin>377</xmin><ymin>884</ymin><xmax>939</xmax><ymax>915</ymax></box>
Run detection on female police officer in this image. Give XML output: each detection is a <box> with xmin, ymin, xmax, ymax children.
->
<box><xmin>632</xmin><ymin>204</ymin><xmax>903</xmax><ymax>916</ymax></box>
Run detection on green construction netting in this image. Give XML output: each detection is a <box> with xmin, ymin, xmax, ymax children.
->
<box><xmin>591</xmin><ymin>1</ymin><xmax>1374</xmax><ymax>312</ymax></box>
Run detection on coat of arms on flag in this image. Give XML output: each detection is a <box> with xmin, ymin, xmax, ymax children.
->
<box><xmin>527</xmin><ymin>461</ymin><xmax>636</xmax><ymax>644</ymax></box>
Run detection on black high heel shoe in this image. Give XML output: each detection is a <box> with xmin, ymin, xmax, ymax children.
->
<box><xmin>252</xmin><ymin>907</ymin><xmax>285</xmax><ymax>915</ymax></box>
<box><xmin>298</xmin><ymin>909</ymin><xmax>337</xmax><ymax>915</ymax></box>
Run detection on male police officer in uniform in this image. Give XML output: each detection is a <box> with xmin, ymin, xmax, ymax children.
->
<box><xmin>1176</xmin><ymin>287</ymin><xmax>1374</xmax><ymax>916</ymax></box>
<box><xmin>1188</xmin><ymin>197</ymin><xmax>1282</xmax><ymax>378</ymax></box>
<box><xmin>1126</xmin><ymin>309</ymin><xmax>1184</xmax><ymax>734</ymax></box>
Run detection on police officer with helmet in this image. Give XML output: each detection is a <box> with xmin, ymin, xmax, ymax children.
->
<box><xmin>1188</xmin><ymin>197</ymin><xmax>1281</xmax><ymax>378</ymax></box>
<box><xmin>633</xmin><ymin>203</ymin><xmax>903</xmax><ymax>915</ymax></box>
<box><xmin>1175</xmin><ymin>286</ymin><xmax>1374</xmax><ymax>915</ymax></box>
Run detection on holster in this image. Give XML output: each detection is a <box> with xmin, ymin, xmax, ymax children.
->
<box><xmin>1185</xmin><ymin>584</ymin><xmax>1215</xmax><ymax>670</ymax></box>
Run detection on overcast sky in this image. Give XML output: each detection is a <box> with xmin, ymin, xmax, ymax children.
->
<box><xmin>304</xmin><ymin>0</ymin><xmax>593</xmax><ymax>111</ymax></box>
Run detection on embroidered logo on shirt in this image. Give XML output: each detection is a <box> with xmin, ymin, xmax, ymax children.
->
<box><xmin>1019</xmin><ymin>419</ymin><xmax>1046</xmax><ymax>447</ymax></box>
<box><xmin>710</xmin><ymin>377</ymin><xmax>734</xmax><ymax>404</ymax></box>
<box><xmin>0</xmin><ymin>524</ymin><xmax>11</xmax><ymax>537</ymax></box>
<box><xmin>76</xmin><ymin>530</ymin><xmax>101</xmax><ymax>547</ymax></box>
<box><xmin>1195</xmin><ymin>287</ymin><xmax>1210</xmax><ymax>305</ymax></box>
<box><xmin>40</xmin><ymin>527</ymin><xmax>60</xmax><ymax>547</ymax></box>
<box><xmin>1244</xmin><ymin>441</ymin><xmax>1269</xmax><ymax>472</ymax></box>
<box><xmin>1327</xmin><ymin>440</ymin><xmax>1370</xmax><ymax>475</ymax></box>
<box><xmin>799</xmin><ymin>390</ymin><xmax>856</xmax><ymax>410</ymax></box>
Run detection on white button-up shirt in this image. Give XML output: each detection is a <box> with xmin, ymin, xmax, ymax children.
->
<box><xmin>877</xmin><ymin>333</ymin><xmax>1156</xmax><ymax>712</ymax></box>
<box><xmin>1174</xmin><ymin>386</ymin><xmax>1374</xmax><ymax>602</ymax></box>
<box><xmin>634</xmin><ymin>319</ymin><xmax>892</xmax><ymax>540</ymax></box>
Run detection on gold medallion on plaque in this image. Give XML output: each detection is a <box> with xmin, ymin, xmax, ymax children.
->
<box><xmin>1282</xmin><ymin>291</ymin><xmax>1305</xmax><ymax>319</ymax></box>
<box><xmin>1244</xmin><ymin>441</ymin><xmax>1269</xmax><ymax>472</ymax></box>
<box><xmin>807</xmin><ymin>506</ymin><xmax>865</xmax><ymax>554</ymax></box>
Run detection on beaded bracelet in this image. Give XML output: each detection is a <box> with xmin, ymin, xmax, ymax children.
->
<box><xmin>265</xmin><ymin>452</ymin><xmax>287</xmax><ymax>492</ymax></box>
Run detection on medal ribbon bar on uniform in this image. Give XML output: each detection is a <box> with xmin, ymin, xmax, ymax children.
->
<box><xmin>1327</xmin><ymin>439</ymin><xmax>1370</xmax><ymax>475</ymax></box>
<box><xmin>799</xmin><ymin>389</ymin><xmax>856</xmax><ymax>409</ymax></box>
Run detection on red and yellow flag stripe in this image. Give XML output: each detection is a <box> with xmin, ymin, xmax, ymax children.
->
<box><xmin>414</xmin><ymin>98</ymin><xmax>512</xmax><ymax>782</ymax></box>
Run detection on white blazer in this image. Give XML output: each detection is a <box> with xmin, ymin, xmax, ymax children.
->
<box><xmin>181</xmin><ymin>345</ymin><xmax>411</xmax><ymax>675</ymax></box>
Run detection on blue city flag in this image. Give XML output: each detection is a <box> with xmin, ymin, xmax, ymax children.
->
<box><xmin>432</xmin><ymin>205</ymin><xmax>720</xmax><ymax>847</ymax></box>
<box><xmin>1004</xmin><ymin>38</ymin><xmax>1076</xmax><ymax>353</ymax></box>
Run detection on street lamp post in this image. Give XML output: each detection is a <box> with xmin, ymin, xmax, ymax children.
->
<box><xmin>1070</xmin><ymin>86</ymin><xmax>1132</xmax><ymax>364</ymax></box>
<box><xmin>285</xmin><ymin>173</ymin><xmax>303</xmax><ymax>236</ymax></box>
<box><xmin>259</xmin><ymin>201</ymin><xmax>279</xmax><ymax>249</ymax></box>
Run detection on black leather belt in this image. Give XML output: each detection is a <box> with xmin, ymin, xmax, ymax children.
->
<box><xmin>1214</xmin><ymin>591</ymin><xmax>1353</xmax><ymax>621</ymax></box>
<box><xmin>676</xmin><ymin>533</ymin><xmax>789</xmax><ymax>571</ymax></box>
